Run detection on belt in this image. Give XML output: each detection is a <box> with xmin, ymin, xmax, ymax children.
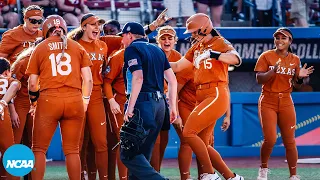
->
<box><xmin>196</xmin><ymin>82</ymin><xmax>227</xmax><ymax>90</ymax></box>
<box><xmin>126</xmin><ymin>91</ymin><xmax>164</xmax><ymax>101</ymax></box>
<box><xmin>262</xmin><ymin>92</ymin><xmax>291</xmax><ymax>98</ymax></box>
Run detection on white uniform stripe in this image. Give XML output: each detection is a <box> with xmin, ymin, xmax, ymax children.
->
<box><xmin>258</xmin><ymin>95</ymin><xmax>264</xmax><ymax>127</ymax></box>
<box><xmin>198</xmin><ymin>87</ymin><xmax>219</xmax><ymax>115</ymax></box>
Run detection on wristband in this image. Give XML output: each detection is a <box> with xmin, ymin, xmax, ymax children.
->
<box><xmin>29</xmin><ymin>90</ymin><xmax>40</xmax><ymax>102</ymax></box>
<box><xmin>209</xmin><ymin>50</ymin><xmax>221</xmax><ymax>60</ymax></box>
<box><xmin>83</xmin><ymin>96</ymin><xmax>90</xmax><ymax>104</ymax></box>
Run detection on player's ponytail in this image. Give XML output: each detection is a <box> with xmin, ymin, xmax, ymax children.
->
<box><xmin>67</xmin><ymin>27</ymin><xmax>84</xmax><ymax>42</ymax></box>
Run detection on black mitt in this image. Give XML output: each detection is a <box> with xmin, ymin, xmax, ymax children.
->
<box><xmin>119</xmin><ymin>108</ymin><xmax>149</xmax><ymax>158</ymax></box>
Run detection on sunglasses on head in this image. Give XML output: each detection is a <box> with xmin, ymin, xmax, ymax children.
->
<box><xmin>28</xmin><ymin>18</ymin><xmax>43</xmax><ymax>25</ymax></box>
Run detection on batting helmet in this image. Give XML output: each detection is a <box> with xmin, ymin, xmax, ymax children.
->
<box><xmin>42</xmin><ymin>15</ymin><xmax>67</xmax><ymax>38</ymax></box>
<box><xmin>184</xmin><ymin>13</ymin><xmax>213</xmax><ymax>35</ymax></box>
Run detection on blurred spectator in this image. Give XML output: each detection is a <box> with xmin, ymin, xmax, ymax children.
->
<box><xmin>290</xmin><ymin>0</ymin><xmax>313</xmax><ymax>27</ymax></box>
<box><xmin>163</xmin><ymin>0</ymin><xmax>195</xmax><ymax>27</ymax></box>
<box><xmin>195</xmin><ymin>0</ymin><xmax>223</xmax><ymax>27</ymax></box>
<box><xmin>255</xmin><ymin>0</ymin><xmax>273</xmax><ymax>26</ymax></box>
<box><xmin>232</xmin><ymin>0</ymin><xmax>245</xmax><ymax>21</ymax></box>
<box><xmin>0</xmin><ymin>0</ymin><xmax>19</xmax><ymax>28</ymax></box>
<box><xmin>56</xmin><ymin>0</ymin><xmax>89</xmax><ymax>26</ymax></box>
<box><xmin>103</xmin><ymin>19</ymin><xmax>121</xmax><ymax>35</ymax></box>
<box><xmin>22</xmin><ymin>0</ymin><xmax>57</xmax><ymax>18</ymax></box>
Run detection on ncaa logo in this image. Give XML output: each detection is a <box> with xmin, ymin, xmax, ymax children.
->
<box><xmin>2</xmin><ymin>144</ymin><xmax>35</xmax><ymax>177</ymax></box>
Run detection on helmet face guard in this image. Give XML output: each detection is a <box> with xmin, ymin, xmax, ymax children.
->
<box><xmin>184</xmin><ymin>13</ymin><xmax>214</xmax><ymax>45</ymax></box>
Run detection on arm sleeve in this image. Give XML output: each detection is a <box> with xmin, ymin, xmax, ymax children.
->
<box><xmin>254</xmin><ymin>54</ymin><xmax>269</xmax><ymax>72</ymax></box>
<box><xmin>80</xmin><ymin>46</ymin><xmax>92</xmax><ymax>68</ymax></box>
<box><xmin>25</xmin><ymin>48</ymin><xmax>40</xmax><ymax>75</ymax></box>
<box><xmin>104</xmin><ymin>51</ymin><xmax>123</xmax><ymax>84</ymax></box>
<box><xmin>184</xmin><ymin>46</ymin><xmax>195</xmax><ymax>63</ymax></box>
<box><xmin>124</xmin><ymin>46</ymin><xmax>142</xmax><ymax>73</ymax></box>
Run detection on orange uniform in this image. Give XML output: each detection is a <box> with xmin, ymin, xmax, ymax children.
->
<box><xmin>182</xmin><ymin>36</ymin><xmax>236</xmax><ymax>178</ymax></box>
<box><xmin>255</xmin><ymin>50</ymin><xmax>300</xmax><ymax>176</ymax></box>
<box><xmin>11</xmin><ymin>55</ymin><xmax>33</xmax><ymax>146</ymax></box>
<box><xmin>77</xmin><ymin>39</ymin><xmax>109</xmax><ymax>180</ymax></box>
<box><xmin>0</xmin><ymin>76</ymin><xmax>20</xmax><ymax>180</ymax></box>
<box><xmin>99</xmin><ymin>35</ymin><xmax>123</xmax><ymax>57</ymax></box>
<box><xmin>26</xmin><ymin>36</ymin><xmax>92</xmax><ymax>180</ymax></box>
<box><xmin>0</xmin><ymin>25</ymin><xmax>42</xmax><ymax>64</ymax></box>
<box><xmin>175</xmin><ymin>63</ymin><xmax>196</xmax><ymax>180</ymax></box>
<box><xmin>103</xmin><ymin>49</ymin><xmax>128</xmax><ymax>180</ymax></box>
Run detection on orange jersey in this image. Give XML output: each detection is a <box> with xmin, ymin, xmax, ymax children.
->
<box><xmin>254</xmin><ymin>50</ymin><xmax>301</xmax><ymax>93</ymax></box>
<box><xmin>104</xmin><ymin>49</ymin><xmax>125</xmax><ymax>99</ymax></box>
<box><xmin>0</xmin><ymin>25</ymin><xmax>42</xmax><ymax>64</ymax></box>
<box><xmin>78</xmin><ymin>39</ymin><xmax>108</xmax><ymax>86</ymax></box>
<box><xmin>0</xmin><ymin>76</ymin><xmax>20</xmax><ymax>99</ymax></box>
<box><xmin>185</xmin><ymin>36</ymin><xmax>234</xmax><ymax>86</ymax></box>
<box><xmin>176</xmin><ymin>66</ymin><xmax>196</xmax><ymax>107</ymax></box>
<box><xmin>11</xmin><ymin>55</ymin><xmax>30</xmax><ymax>97</ymax></box>
<box><xmin>99</xmin><ymin>35</ymin><xmax>122</xmax><ymax>57</ymax></box>
<box><xmin>164</xmin><ymin>49</ymin><xmax>181</xmax><ymax>92</ymax></box>
<box><xmin>26</xmin><ymin>36</ymin><xmax>92</xmax><ymax>91</ymax></box>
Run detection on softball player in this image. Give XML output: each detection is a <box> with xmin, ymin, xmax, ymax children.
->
<box><xmin>255</xmin><ymin>27</ymin><xmax>314</xmax><ymax>180</ymax></box>
<box><xmin>169</xmin><ymin>13</ymin><xmax>243</xmax><ymax>180</ymax></box>
<box><xmin>26</xmin><ymin>15</ymin><xmax>93</xmax><ymax>180</ymax></box>
<box><xmin>68</xmin><ymin>13</ymin><xmax>109</xmax><ymax>180</ymax></box>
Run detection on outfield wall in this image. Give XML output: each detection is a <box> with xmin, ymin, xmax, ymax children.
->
<box><xmin>46</xmin><ymin>92</ymin><xmax>320</xmax><ymax>160</ymax></box>
<box><xmin>1</xmin><ymin>27</ymin><xmax>319</xmax><ymax>159</ymax></box>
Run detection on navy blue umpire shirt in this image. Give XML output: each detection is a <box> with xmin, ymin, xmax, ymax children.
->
<box><xmin>123</xmin><ymin>38</ymin><xmax>171</xmax><ymax>95</ymax></box>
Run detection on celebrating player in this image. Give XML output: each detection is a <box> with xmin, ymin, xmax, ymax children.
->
<box><xmin>150</xmin><ymin>25</ymin><xmax>187</xmax><ymax>174</ymax></box>
<box><xmin>67</xmin><ymin>13</ymin><xmax>109</xmax><ymax>180</ymax></box>
<box><xmin>169</xmin><ymin>13</ymin><xmax>243</xmax><ymax>180</ymax></box>
<box><xmin>0</xmin><ymin>5</ymin><xmax>43</xmax><ymax>64</ymax></box>
<box><xmin>255</xmin><ymin>27</ymin><xmax>314</xmax><ymax>180</ymax></box>
<box><xmin>0</xmin><ymin>58</ymin><xmax>21</xmax><ymax>180</ymax></box>
<box><xmin>26</xmin><ymin>15</ymin><xmax>93</xmax><ymax>180</ymax></box>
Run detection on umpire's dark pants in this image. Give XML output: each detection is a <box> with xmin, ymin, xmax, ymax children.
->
<box><xmin>120</xmin><ymin>92</ymin><xmax>167</xmax><ymax>180</ymax></box>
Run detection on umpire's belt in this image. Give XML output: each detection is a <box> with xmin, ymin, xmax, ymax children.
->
<box><xmin>126</xmin><ymin>91</ymin><xmax>164</xmax><ymax>101</ymax></box>
<box><xmin>196</xmin><ymin>82</ymin><xmax>227</xmax><ymax>90</ymax></box>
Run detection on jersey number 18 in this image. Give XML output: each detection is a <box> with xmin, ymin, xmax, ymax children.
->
<box><xmin>49</xmin><ymin>53</ymin><xmax>72</xmax><ymax>76</ymax></box>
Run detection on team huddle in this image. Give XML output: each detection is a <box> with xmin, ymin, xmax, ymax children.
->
<box><xmin>0</xmin><ymin>4</ymin><xmax>315</xmax><ymax>180</ymax></box>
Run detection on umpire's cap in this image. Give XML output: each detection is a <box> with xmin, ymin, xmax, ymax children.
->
<box><xmin>117</xmin><ymin>22</ymin><xmax>145</xmax><ymax>36</ymax></box>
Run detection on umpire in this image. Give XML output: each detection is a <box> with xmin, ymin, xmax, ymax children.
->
<box><xmin>118</xmin><ymin>22</ymin><xmax>178</xmax><ymax>180</ymax></box>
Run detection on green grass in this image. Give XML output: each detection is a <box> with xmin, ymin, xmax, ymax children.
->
<box><xmin>44</xmin><ymin>166</ymin><xmax>320</xmax><ymax>180</ymax></box>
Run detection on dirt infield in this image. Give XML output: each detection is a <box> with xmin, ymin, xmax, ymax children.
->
<box><xmin>162</xmin><ymin>157</ymin><xmax>320</xmax><ymax>169</ymax></box>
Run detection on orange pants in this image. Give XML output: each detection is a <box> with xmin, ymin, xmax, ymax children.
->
<box><xmin>104</xmin><ymin>94</ymin><xmax>128</xmax><ymax>180</ymax></box>
<box><xmin>80</xmin><ymin>124</ymin><xmax>97</xmax><ymax>180</ymax></box>
<box><xmin>150</xmin><ymin>130</ymin><xmax>169</xmax><ymax>172</ymax></box>
<box><xmin>13</xmin><ymin>95</ymin><xmax>33</xmax><ymax>146</ymax></box>
<box><xmin>0</xmin><ymin>107</ymin><xmax>19</xmax><ymax>180</ymax></box>
<box><xmin>79</xmin><ymin>86</ymin><xmax>108</xmax><ymax>180</ymax></box>
<box><xmin>259</xmin><ymin>92</ymin><xmax>298</xmax><ymax>176</ymax></box>
<box><xmin>183</xmin><ymin>85</ymin><xmax>234</xmax><ymax>179</ymax></box>
<box><xmin>31</xmin><ymin>87</ymin><xmax>85</xmax><ymax>180</ymax></box>
<box><xmin>175</xmin><ymin>101</ymin><xmax>194</xmax><ymax>180</ymax></box>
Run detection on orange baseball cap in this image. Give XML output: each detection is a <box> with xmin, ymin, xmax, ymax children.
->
<box><xmin>157</xmin><ymin>26</ymin><xmax>176</xmax><ymax>38</ymax></box>
<box><xmin>273</xmin><ymin>29</ymin><xmax>292</xmax><ymax>39</ymax></box>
